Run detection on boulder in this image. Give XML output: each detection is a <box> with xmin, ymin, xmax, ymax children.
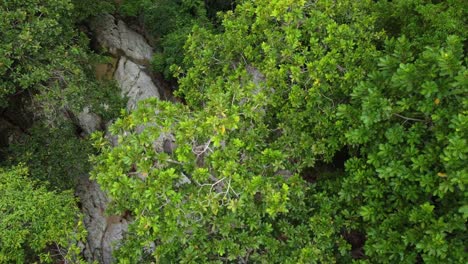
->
<box><xmin>78</xmin><ymin>106</ymin><xmax>102</xmax><ymax>135</ymax></box>
<box><xmin>90</xmin><ymin>14</ymin><xmax>153</xmax><ymax>63</ymax></box>
<box><xmin>114</xmin><ymin>56</ymin><xmax>160</xmax><ymax>110</ymax></box>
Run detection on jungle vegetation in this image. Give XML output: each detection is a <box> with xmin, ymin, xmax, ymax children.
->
<box><xmin>1</xmin><ymin>0</ymin><xmax>466</xmax><ymax>263</ymax></box>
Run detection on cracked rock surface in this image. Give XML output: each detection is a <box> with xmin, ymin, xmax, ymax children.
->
<box><xmin>115</xmin><ymin>56</ymin><xmax>160</xmax><ymax>110</ymax></box>
<box><xmin>90</xmin><ymin>14</ymin><xmax>153</xmax><ymax>63</ymax></box>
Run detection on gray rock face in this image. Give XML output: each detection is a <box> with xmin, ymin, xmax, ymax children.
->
<box><xmin>78</xmin><ymin>13</ymin><xmax>163</xmax><ymax>263</ymax></box>
<box><xmin>114</xmin><ymin>57</ymin><xmax>160</xmax><ymax>110</ymax></box>
<box><xmin>78</xmin><ymin>106</ymin><xmax>102</xmax><ymax>135</ymax></box>
<box><xmin>90</xmin><ymin>14</ymin><xmax>153</xmax><ymax>63</ymax></box>
<box><xmin>76</xmin><ymin>175</ymin><xmax>128</xmax><ymax>264</ymax></box>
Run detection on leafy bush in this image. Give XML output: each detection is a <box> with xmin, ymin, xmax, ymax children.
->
<box><xmin>0</xmin><ymin>166</ymin><xmax>86</xmax><ymax>263</ymax></box>
<box><xmin>151</xmin><ymin>25</ymin><xmax>197</xmax><ymax>78</ymax></box>
<box><xmin>0</xmin><ymin>0</ymin><xmax>72</xmax><ymax>106</ymax></box>
<box><xmin>340</xmin><ymin>34</ymin><xmax>467</xmax><ymax>263</ymax></box>
<box><xmin>0</xmin><ymin>0</ymin><xmax>119</xmax><ymax>121</ymax></box>
<box><xmin>337</xmin><ymin>1</ymin><xmax>468</xmax><ymax>261</ymax></box>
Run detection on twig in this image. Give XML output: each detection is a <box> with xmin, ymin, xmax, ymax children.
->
<box><xmin>393</xmin><ymin>113</ymin><xmax>425</xmax><ymax>122</ymax></box>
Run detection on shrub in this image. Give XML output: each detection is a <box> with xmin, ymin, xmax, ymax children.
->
<box><xmin>0</xmin><ymin>166</ymin><xmax>86</xmax><ymax>263</ymax></box>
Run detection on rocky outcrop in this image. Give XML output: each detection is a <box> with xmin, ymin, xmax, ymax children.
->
<box><xmin>77</xmin><ymin>14</ymin><xmax>162</xmax><ymax>264</ymax></box>
<box><xmin>76</xmin><ymin>175</ymin><xmax>128</xmax><ymax>264</ymax></box>
<box><xmin>115</xmin><ymin>57</ymin><xmax>160</xmax><ymax>110</ymax></box>
<box><xmin>89</xmin><ymin>13</ymin><xmax>161</xmax><ymax>111</ymax></box>
<box><xmin>90</xmin><ymin>14</ymin><xmax>153</xmax><ymax>64</ymax></box>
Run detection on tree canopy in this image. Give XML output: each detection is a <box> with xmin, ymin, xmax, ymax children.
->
<box><xmin>0</xmin><ymin>0</ymin><xmax>466</xmax><ymax>263</ymax></box>
<box><xmin>92</xmin><ymin>0</ymin><xmax>467</xmax><ymax>263</ymax></box>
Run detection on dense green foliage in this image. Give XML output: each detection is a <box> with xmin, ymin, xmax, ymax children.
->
<box><xmin>0</xmin><ymin>0</ymin><xmax>117</xmax><ymax>117</ymax></box>
<box><xmin>92</xmin><ymin>0</ymin><xmax>467</xmax><ymax>263</ymax></box>
<box><xmin>340</xmin><ymin>32</ymin><xmax>467</xmax><ymax>264</ymax></box>
<box><xmin>0</xmin><ymin>0</ymin><xmax>118</xmax><ymax>262</ymax></box>
<box><xmin>5</xmin><ymin>122</ymin><xmax>92</xmax><ymax>190</ymax></box>
<box><xmin>1</xmin><ymin>0</ymin><xmax>466</xmax><ymax>263</ymax></box>
<box><xmin>71</xmin><ymin>0</ymin><xmax>115</xmax><ymax>22</ymax></box>
<box><xmin>338</xmin><ymin>1</ymin><xmax>468</xmax><ymax>261</ymax></box>
<box><xmin>0</xmin><ymin>166</ymin><xmax>86</xmax><ymax>263</ymax></box>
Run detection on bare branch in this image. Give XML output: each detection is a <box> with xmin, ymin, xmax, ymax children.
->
<box><xmin>393</xmin><ymin>113</ymin><xmax>426</xmax><ymax>122</ymax></box>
